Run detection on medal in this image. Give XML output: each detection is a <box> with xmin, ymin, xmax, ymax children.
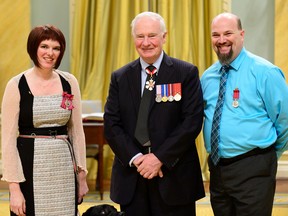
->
<box><xmin>232</xmin><ymin>100</ymin><xmax>239</xmax><ymax>107</ymax></box>
<box><xmin>161</xmin><ymin>84</ymin><xmax>168</xmax><ymax>102</ymax></box>
<box><xmin>155</xmin><ymin>83</ymin><xmax>182</xmax><ymax>102</ymax></box>
<box><xmin>232</xmin><ymin>88</ymin><xmax>240</xmax><ymax>108</ymax></box>
<box><xmin>145</xmin><ymin>79</ymin><xmax>155</xmax><ymax>91</ymax></box>
<box><xmin>61</xmin><ymin>92</ymin><xmax>74</xmax><ymax>110</ymax></box>
<box><xmin>168</xmin><ymin>84</ymin><xmax>174</xmax><ymax>102</ymax></box>
<box><xmin>145</xmin><ymin>66</ymin><xmax>157</xmax><ymax>91</ymax></box>
<box><xmin>155</xmin><ymin>85</ymin><xmax>162</xmax><ymax>102</ymax></box>
<box><xmin>173</xmin><ymin>83</ymin><xmax>182</xmax><ymax>101</ymax></box>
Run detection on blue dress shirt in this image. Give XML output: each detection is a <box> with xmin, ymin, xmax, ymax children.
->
<box><xmin>201</xmin><ymin>48</ymin><xmax>288</xmax><ymax>158</ymax></box>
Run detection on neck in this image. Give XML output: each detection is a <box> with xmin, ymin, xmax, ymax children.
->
<box><xmin>32</xmin><ymin>67</ymin><xmax>55</xmax><ymax>80</ymax></box>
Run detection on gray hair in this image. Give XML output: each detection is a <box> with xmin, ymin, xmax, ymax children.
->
<box><xmin>131</xmin><ymin>11</ymin><xmax>167</xmax><ymax>36</ymax></box>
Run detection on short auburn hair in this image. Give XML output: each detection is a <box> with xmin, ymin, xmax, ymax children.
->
<box><xmin>27</xmin><ymin>24</ymin><xmax>66</xmax><ymax>69</ymax></box>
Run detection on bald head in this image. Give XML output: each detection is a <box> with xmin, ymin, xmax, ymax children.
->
<box><xmin>212</xmin><ymin>13</ymin><xmax>242</xmax><ymax>30</ymax></box>
<box><xmin>210</xmin><ymin>13</ymin><xmax>245</xmax><ymax>65</ymax></box>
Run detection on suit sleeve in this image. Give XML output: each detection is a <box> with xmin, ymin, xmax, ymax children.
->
<box><xmin>104</xmin><ymin>72</ymin><xmax>141</xmax><ymax>167</ymax></box>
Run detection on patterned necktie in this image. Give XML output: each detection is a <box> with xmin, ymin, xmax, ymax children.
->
<box><xmin>134</xmin><ymin>65</ymin><xmax>157</xmax><ymax>145</ymax></box>
<box><xmin>210</xmin><ymin>65</ymin><xmax>230</xmax><ymax>165</ymax></box>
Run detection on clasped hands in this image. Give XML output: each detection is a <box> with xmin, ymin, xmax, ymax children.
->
<box><xmin>133</xmin><ymin>153</ymin><xmax>163</xmax><ymax>179</ymax></box>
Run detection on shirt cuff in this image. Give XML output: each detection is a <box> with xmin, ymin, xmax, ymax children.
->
<box><xmin>129</xmin><ymin>153</ymin><xmax>143</xmax><ymax>167</ymax></box>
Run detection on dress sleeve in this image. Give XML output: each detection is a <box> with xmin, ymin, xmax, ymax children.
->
<box><xmin>1</xmin><ymin>77</ymin><xmax>26</xmax><ymax>182</ymax></box>
<box><xmin>66</xmin><ymin>73</ymin><xmax>88</xmax><ymax>174</ymax></box>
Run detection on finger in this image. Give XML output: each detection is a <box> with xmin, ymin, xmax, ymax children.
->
<box><xmin>158</xmin><ymin>169</ymin><xmax>164</xmax><ymax>178</ymax></box>
<box><xmin>18</xmin><ymin>208</ymin><xmax>25</xmax><ymax>216</ymax></box>
<box><xmin>78</xmin><ymin>197</ymin><xmax>83</xmax><ymax>204</ymax></box>
<box><xmin>142</xmin><ymin>170</ymin><xmax>155</xmax><ymax>179</ymax></box>
<box><xmin>147</xmin><ymin>172</ymin><xmax>158</xmax><ymax>179</ymax></box>
<box><xmin>139</xmin><ymin>169</ymin><xmax>146</xmax><ymax>176</ymax></box>
<box><xmin>137</xmin><ymin>164</ymin><xmax>145</xmax><ymax>173</ymax></box>
<box><xmin>11</xmin><ymin>210</ymin><xmax>17</xmax><ymax>215</ymax></box>
<box><xmin>22</xmin><ymin>202</ymin><xmax>26</xmax><ymax>214</ymax></box>
<box><xmin>134</xmin><ymin>155</ymin><xmax>145</xmax><ymax>166</ymax></box>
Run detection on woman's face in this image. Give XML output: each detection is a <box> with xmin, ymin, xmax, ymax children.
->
<box><xmin>37</xmin><ymin>39</ymin><xmax>61</xmax><ymax>69</ymax></box>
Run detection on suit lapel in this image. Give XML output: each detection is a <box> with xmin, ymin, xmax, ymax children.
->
<box><xmin>126</xmin><ymin>59</ymin><xmax>142</xmax><ymax>112</ymax></box>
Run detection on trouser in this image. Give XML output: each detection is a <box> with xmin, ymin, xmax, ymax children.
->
<box><xmin>208</xmin><ymin>147</ymin><xmax>277</xmax><ymax>216</ymax></box>
<box><xmin>121</xmin><ymin>176</ymin><xmax>196</xmax><ymax>216</ymax></box>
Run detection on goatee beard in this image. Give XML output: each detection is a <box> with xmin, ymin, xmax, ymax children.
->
<box><xmin>217</xmin><ymin>49</ymin><xmax>233</xmax><ymax>65</ymax></box>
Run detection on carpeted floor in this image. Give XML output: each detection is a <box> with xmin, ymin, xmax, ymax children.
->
<box><xmin>1</xmin><ymin>190</ymin><xmax>287</xmax><ymax>216</ymax></box>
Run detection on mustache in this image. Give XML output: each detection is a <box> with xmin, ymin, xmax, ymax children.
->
<box><xmin>215</xmin><ymin>41</ymin><xmax>232</xmax><ymax>47</ymax></box>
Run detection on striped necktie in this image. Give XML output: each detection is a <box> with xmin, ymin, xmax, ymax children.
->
<box><xmin>210</xmin><ymin>65</ymin><xmax>230</xmax><ymax>165</ymax></box>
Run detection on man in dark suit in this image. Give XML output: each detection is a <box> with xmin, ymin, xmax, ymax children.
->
<box><xmin>104</xmin><ymin>11</ymin><xmax>205</xmax><ymax>216</ymax></box>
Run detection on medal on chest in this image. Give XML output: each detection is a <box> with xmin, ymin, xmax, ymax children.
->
<box><xmin>173</xmin><ymin>83</ymin><xmax>182</xmax><ymax>101</ymax></box>
<box><xmin>155</xmin><ymin>83</ymin><xmax>182</xmax><ymax>102</ymax></box>
<box><xmin>232</xmin><ymin>88</ymin><xmax>240</xmax><ymax>108</ymax></box>
<box><xmin>145</xmin><ymin>67</ymin><xmax>157</xmax><ymax>91</ymax></box>
<box><xmin>145</xmin><ymin>78</ymin><xmax>155</xmax><ymax>91</ymax></box>
<box><xmin>161</xmin><ymin>84</ymin><xmax>168</xmax><ymax>102</ymax></box>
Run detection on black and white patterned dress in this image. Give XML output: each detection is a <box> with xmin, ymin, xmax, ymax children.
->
<box><xmin>14</xmin><ymin>74</ymin><xmax>77</xmax><ymax>216</ymax></box>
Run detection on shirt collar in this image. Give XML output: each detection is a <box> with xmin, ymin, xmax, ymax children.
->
<box><xmin>216</xmin><ymin>47</ymin><xmax>247</xmax><ymax>73</ymax></box>
<box><xmin>140</xmin><ymin>51</ymin><xmax>164</xmax><ymax>71</ymax></box>
<box><xmin>229</xmin><ymin>47</ymin><xmax>247</xmax><ymax>71</ymax></box>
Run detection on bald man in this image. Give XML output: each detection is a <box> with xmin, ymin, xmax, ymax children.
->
<box><xmin>201</xmin><ymin>13</ymin><xmax>288</xmax><ymax>216</ymax></box>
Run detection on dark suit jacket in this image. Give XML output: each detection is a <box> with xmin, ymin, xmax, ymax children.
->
<box><xmin>104</xmin><ymin>53</ymin><xmax>205</xmax><ymax>206</ymax></box>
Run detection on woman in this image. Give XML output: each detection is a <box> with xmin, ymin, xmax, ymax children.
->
<box><xmin>1</xmin><ymin>25</ymin><xmax>88</xmax><ymax>216</ymax></box>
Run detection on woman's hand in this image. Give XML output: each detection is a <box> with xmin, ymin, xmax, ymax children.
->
<box><xmin>9</xmin><ymin>182</ymin><xmax>26</xmax><ymax>216</ymax></box>
<box><xmin>77</xmin><ymin>170</ymin><xmax>89</xmax><ymax>204</ymax></box>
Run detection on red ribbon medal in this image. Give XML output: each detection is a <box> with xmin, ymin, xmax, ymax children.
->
<box><xmin>232</xmin><ymin>88</ymin><xmax>239</xmax><ymax>108</ymax></box>
<box><xmin>172</xmin><ymin>83</ymin><xmax>182</xmax><ymax>101</ymax></box>
<box><xmin>168</xmin><ymin>84</ymin><xmax>174</xmax><ymax>102</ymax></box>
<box><xmin>145</xmin><ymin>67</ymin><xmax>157</xmax><ymax>91</ymax></box>
<box><xmin>61</xmin><ymin>92</ymin><xmax>74</xmax><ymax>110</ymax></box>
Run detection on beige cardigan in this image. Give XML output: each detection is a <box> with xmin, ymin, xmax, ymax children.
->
<box><xmin>1</xmin><ymin>68</ymin><xmax>87</xmax><ymax>182</ymax></box>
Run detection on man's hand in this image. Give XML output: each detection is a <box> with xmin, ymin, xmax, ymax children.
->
<box><xmin>136</xmin><ymin>153</ymin><xmax>163</xmax><ymax>179</ymax></box>
<box><xmin>133</xmin><ymin>154</ymin><xmax>145</xmax><ymax>168</ymax></box>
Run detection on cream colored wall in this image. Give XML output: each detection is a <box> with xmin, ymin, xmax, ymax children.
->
<box><xmin>232</xmin><ymin>0</ymin><xmax>274</xmax><ymax>62</ymax></box>
<box><xmin>30</xmin><ymin>0</ymin><xmax>70</xmax><ymax>71</ymax></box>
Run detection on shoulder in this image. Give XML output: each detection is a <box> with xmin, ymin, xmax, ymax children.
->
<box><xmin>246</xmin><ymin>51</ymin><xmax>284</xmax><ymax>79</ymax></box>
<box><xmin>56</xmin><ymin>69</ymin><xmax>77</xmax><ymax>80</ymax></box>
<box><xmin>5</xmin><ymin>69</ymin><xmax>32</xmax><ymax>89</ymax></box>
<box><xmin>114</xmin><ymin>59</ymin><xmax>139</xmax><ymax>74</ymax></box>
<box><xmin>246</xmin><ymin>51</ymin><xmax>274</xmax><ymax>68</ymax></box>
<box><xmin>163</xmin><ymin>55</ymin><xmax>199</xmax><ymax>81</ymax></box>
<box><xmin>201</xmin><ymin>61</ymin><xmax>222</xmax><ymax>80</ymax></box>
<box><xmin>111</xmin><ymin>59</ymin><xmax>140</xmax><ymax>81</ymax></box>
<box><xmin>202</xmin><ymin>62</ymin><xmax>219</xmax><ymax>77</ymax></box>
<box><xmin>200</xmin><ymin>63</ymin><xmax>220</xmax><ymax>90</ymax></box>
<box><xmin>55</xmin><ymin>70</ymin><xmax>79</xmax><ymax>85</ymax></box>
<box><xmin>167</xmin><ymin>55</ymin><xmax>197</xmax><ymax>70</ymax></box>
